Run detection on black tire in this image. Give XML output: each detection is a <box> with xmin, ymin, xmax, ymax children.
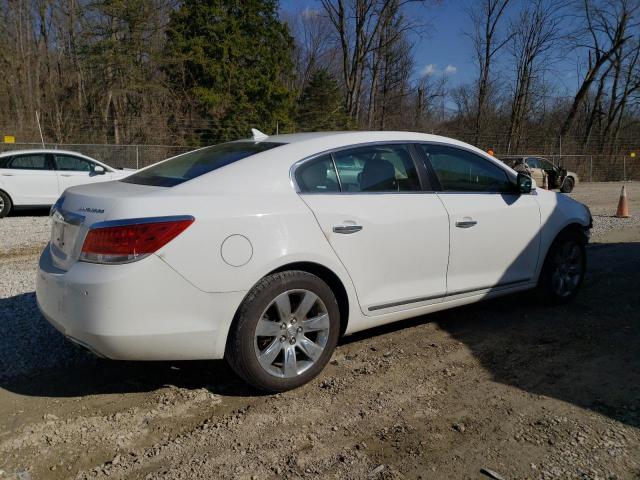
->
<box><xmin>0</xmin><ymin>190</ymin><xmax>12</xmax><ymax>218</ymax></box>
<box><xmin>536</xmin><ymin>230</ymin><xmax>586</xmax><ymax>305</ymax></box>
<box><xmin>560</xmin><ymin>177</ymin><xmax>575</xmax><ymax>193</ymax></box>
<box><xmin>226</xmin><ymin>270</ymin><xmax>340</xmax><ymax>392</ymax></box>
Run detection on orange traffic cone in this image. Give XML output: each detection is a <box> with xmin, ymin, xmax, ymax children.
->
<box><xmin>616</xmin><ymin>185</ymin><xmax>630</xmax><ymax>218</ymax></box>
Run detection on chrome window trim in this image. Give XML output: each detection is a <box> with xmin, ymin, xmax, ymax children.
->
<box><xmin>289</xmin><ymin>139</ymin><xmax>516</xmax><ymax>195</ymax></box>
<box><xmin>290</xmin><ymin>140</ymin><xmax>434</xmax><ymax>195</ymax></box>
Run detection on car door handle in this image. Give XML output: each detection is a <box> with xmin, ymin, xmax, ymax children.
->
<box><xmin>0</xmin><ymin>173</ymin><xmax>13</xmax><ymax>176</ymax></box>
<box><xmin>60</xmin><ymin>174</ymin><xmax>74</xmax><ymax>177</ymax></box>
<box><xmin>455</xmin><ymin>220</ymin><xmax>478</xmax><ymax>228</ymax></box>
<box><xmin>333</xmin><ymin>225</ymin><xmax>363</xmax><ymax>234</ymax></box>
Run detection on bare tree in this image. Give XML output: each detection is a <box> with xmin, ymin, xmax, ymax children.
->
<box><xmin>286</xmin><ymin>7</ymin><xmax>340</xmax><ymax>93</ymax></box>
<box><xmin>320</xmin><ymin>0</ymin><xmax>428</xmax><ymax>122</ymax></box>
<box><xmin>506</xmin><ymin>0</ymin><xmax>563</xmax><ymax>152</ymax></box>
<box><xmin>468</xmin><ymin>0</ymin><xmax>513</xmax><ymax>145</ymax></box>
<box><xmin>560</xmin><ymin>0</ymin><xmax>640</xmax><ymax>138</ymax></box>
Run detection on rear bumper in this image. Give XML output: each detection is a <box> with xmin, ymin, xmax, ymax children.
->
<box><xmin>36</xmin><ymin>246</ymin><xmax>246</xmax><ymax>360</ymax></box>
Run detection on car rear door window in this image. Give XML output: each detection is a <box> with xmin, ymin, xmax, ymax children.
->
<box><xmin>55</xmin><ymin>155</ymin><xmax>94</xmax><ymax>171</ymax></box>
<box><xmin>333</xmin><ymin>144</ymin><xmax>420</xmax><ymax>192</ymax></box>
<box><xmin>296</xmin><ymin>155</ymin><xmax>340</xmax><ymax>193</ymax></box>
<box><xmin>419</xmin><ymin>144</ymin><xmax>512</xmax><ymax>193</ymax></box>
<box><xmin>6</xmin><ymin>154</ymin><xmax>50</xmax><ymax>170</ymax></box>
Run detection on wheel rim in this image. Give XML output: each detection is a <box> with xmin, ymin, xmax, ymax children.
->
<box><xmin>254</xmin><ymin>289</ymin><xmax>330</xmax><ymax>378</ymax></box>
<box><xmin>0</xmin><ymin>196</ymin><xmax>4</xmax><ymax>213</ymax></box>
<box><xmin>551</xmin><ymin>240</ymin><xmax>583</xmax><ymax>297</ymax></box>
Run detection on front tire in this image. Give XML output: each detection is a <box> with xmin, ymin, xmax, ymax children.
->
<box><xmin>226</xmin><ymin>271</ymin><xmax>340</xmax><ymax>392</ymax></box>
<box><xmin>536</xmin><ymin>231</ymin><xmax>586</xmax><ymax>304</ymax></box>
<box><xmin>560</xmin><ymin>177</ymin><xmax>575</xmax><ymax>193</ymax></box>
<box><xmin>0</xmin><ymin>191</ymin><xmax>12</xmax><ymax>218</ymax></box>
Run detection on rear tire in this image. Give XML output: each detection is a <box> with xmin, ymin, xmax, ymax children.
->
<box><xmin>560</xmin><ymin>177</ymin><xmax>575</xmax><ymax>193</ymax></box>
<box><xmin>226</xmin><ymin>270</ymin><xmax>340</xmax><ymax>392</ymax></box>
<box><xmin>535</xmin><ymin>230</ymin><xmax>586</xmax><ymax>305</ymax></box>
<box><xmin>0</xmin><ymin>191</ymin><xmax>12</xmax><ymax>218</ymax></box>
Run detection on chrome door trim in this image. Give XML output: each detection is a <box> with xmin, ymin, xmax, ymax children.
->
<box><xmin>367</xmin><ymin>278</ymin><xmax>531</xmax><ymax>312</ymax></box>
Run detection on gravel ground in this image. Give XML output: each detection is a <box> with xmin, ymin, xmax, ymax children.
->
<box><xmin>0</xmin><ymin>215</ymin><xmax>50</xmax><ymax>257</ymax></box>
<box><xmin>0</xmin><ymin>182</ymin><xmax>638</xmax><ymax>480</ymax></box>
<box><xmin>569</xmin><ymin>181</ymin><xmax>640</xmax><ymax>242</ymax></box>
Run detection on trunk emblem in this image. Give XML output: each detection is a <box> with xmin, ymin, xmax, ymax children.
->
<box><xmin>78</xmin><ymin>207</ymin><xmax>105</xmax><ymax>214</ymax></box>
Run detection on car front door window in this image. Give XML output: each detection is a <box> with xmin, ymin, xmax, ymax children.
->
<box><xmin>55</xmin><ymin>155</ymin><xmax>94</xmax><ymax>172</ymax></box>
<box><xmin>419</xmin><ymin>145</ymin><xmax>512</xmax><ymax>193</ymax></box>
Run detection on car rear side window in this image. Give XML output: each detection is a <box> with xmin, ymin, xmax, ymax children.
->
<box><xmin>419</xmin><ymin>144</ymin><xmax>512</xmax><ymax>193</ymax></box>
<box><xmin>296</xmin><ymin>155</ymin><xmax>340</xmax><ymax>193</ymax></box>
<box><xmin>122</xmin><ymin>141</ymin><xmax>284</xmax><ymax>187</ymax></box>
<box><xmin>333</xmin><ymin>144</ymin><xmax>420</xmax><ymax>192</ymax></box>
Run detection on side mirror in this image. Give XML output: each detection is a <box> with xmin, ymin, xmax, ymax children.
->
<box><xmin>93</xmin><ymin>165</ymin><xmax>106</xmax><ymax>175</ymax></box>
<box><xmin>516</xmin><ymin>173</ymin><xmax>532</xmax><ymax>194</ymax></box>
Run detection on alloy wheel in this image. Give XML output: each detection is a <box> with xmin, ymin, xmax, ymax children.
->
<box><xmin>254</xmin><ymin>289</ymin><xmax>330</xmax><ymax>378</ymax></box>
<box><xmin>550</xmin><ymin>240</ymin><xmax>584</xmax><ymax>298</ymax></box>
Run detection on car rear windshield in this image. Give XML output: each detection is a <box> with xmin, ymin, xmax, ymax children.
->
<box><xmin>121</xmin><ymin>141</ymin><xmax>284</xmax><ymax>187</ymax></box>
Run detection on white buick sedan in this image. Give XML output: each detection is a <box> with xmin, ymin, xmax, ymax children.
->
<box><xmin>36</xmin><ymin>131</ymin><xmax>591</xmax><ymax>391</ymax></box>
<box><xmin>0</xmin><ymin>149</ymin><xmax>132</xmax><ymax>217</ymax></box>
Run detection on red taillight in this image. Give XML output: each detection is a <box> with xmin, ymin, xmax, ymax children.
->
<box><xmin>80</xmin><ymin>218</ymin><xmax>194</xmax><ymax>264</ymax></box>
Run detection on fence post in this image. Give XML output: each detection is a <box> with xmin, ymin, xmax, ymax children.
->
<box><xmin>136</xmin><ymin>146</ymin><xmax>139</xmax><ymax>170</ymax></box>
<box><xmin>623</xmin><ymin>156</ymin><xmax>626</xmax><ymax>182</ymax></box>
<box><xmin>590</xmin><ymin>155</ymin><xmax>593</xmax><ymax>182</ymax></box>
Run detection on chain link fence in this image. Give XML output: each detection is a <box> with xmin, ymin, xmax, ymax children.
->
<box><xmin>0</xmin><ymin>143</ymin><xmax>191</xmax><ymax>169</ymax></box>
<box><xmin>1</xmin><ymin>142</ymin><xmax>639</xmax><ymax>182</ymax></box>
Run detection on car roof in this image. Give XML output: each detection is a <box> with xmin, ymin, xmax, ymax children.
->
<box><xmin>243</xmin><ymin>130</ymin><xmax>474</xmax><ymax>148</ymax></box>
<box><xmin>0</xmin><ymin>149</ymin><xmax>96</xmax><ymax>158</ymax></box>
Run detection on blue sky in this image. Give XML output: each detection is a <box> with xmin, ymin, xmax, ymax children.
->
<box><xmin>279</xmin><ymin>0</ymin><xmax>582</xmax><ymax>95</ymax></box>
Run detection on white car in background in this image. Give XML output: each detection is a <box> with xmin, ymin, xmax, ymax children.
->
<box><xmin>36</xmin><ymin>131</ymin><xmax>592</xmax><ymax>392</ymax></box>
<box><xmin>0</xmin><ymin>149</ymin><xmax>132</xmax><ymax>217</ymax></box>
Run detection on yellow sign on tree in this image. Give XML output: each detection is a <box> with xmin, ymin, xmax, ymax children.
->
<box><xmin>3</xmin><ymin>135</ymin><xmax>15</xmax><ymax>144</ymax></box>
<box><xmin>631</xmin><ymin>152</ymin><xmax>636</xmax><ymax>158</ymax></box>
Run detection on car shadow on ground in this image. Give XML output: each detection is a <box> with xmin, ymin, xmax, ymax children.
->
<box><xmin>345</xmin><ymin>241</ymin><xmax>640</xmax><ymax>429</ymax></box>
<box><xmin>1</xmin><ymin>242</ymin><xmax>638</xmax><ymax>426</ymax></box>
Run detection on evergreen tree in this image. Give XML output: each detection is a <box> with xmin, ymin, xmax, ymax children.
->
<box><xmin>165</xmin><ymin>0</ymin><xmax>295</xmax><ymax>142</ymax></box>
<box><xmin>296</xmin><ymin>69</ymin><xmax>349</xmax><ymax>131</ymax></box>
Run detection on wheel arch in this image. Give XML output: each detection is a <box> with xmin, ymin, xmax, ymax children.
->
<box><xmin>537</xmin><ymin>221</ymin><xmax>588</xmax><ymax>281</ymax></box>
<box><xmin>267</xmin><ymin>261</ymin><xmax>350</xmax><ymax>337</ymax></box>
<box><xmin>0</xmin><ymin>187</ymin><xmax>13</xmax><ymax>203</ymax></box>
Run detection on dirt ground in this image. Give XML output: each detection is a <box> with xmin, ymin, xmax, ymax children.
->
<box><xmin>1</xmin><ymin>182</ymin><xmax>639</xmax><ymax>480</ymax></box>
